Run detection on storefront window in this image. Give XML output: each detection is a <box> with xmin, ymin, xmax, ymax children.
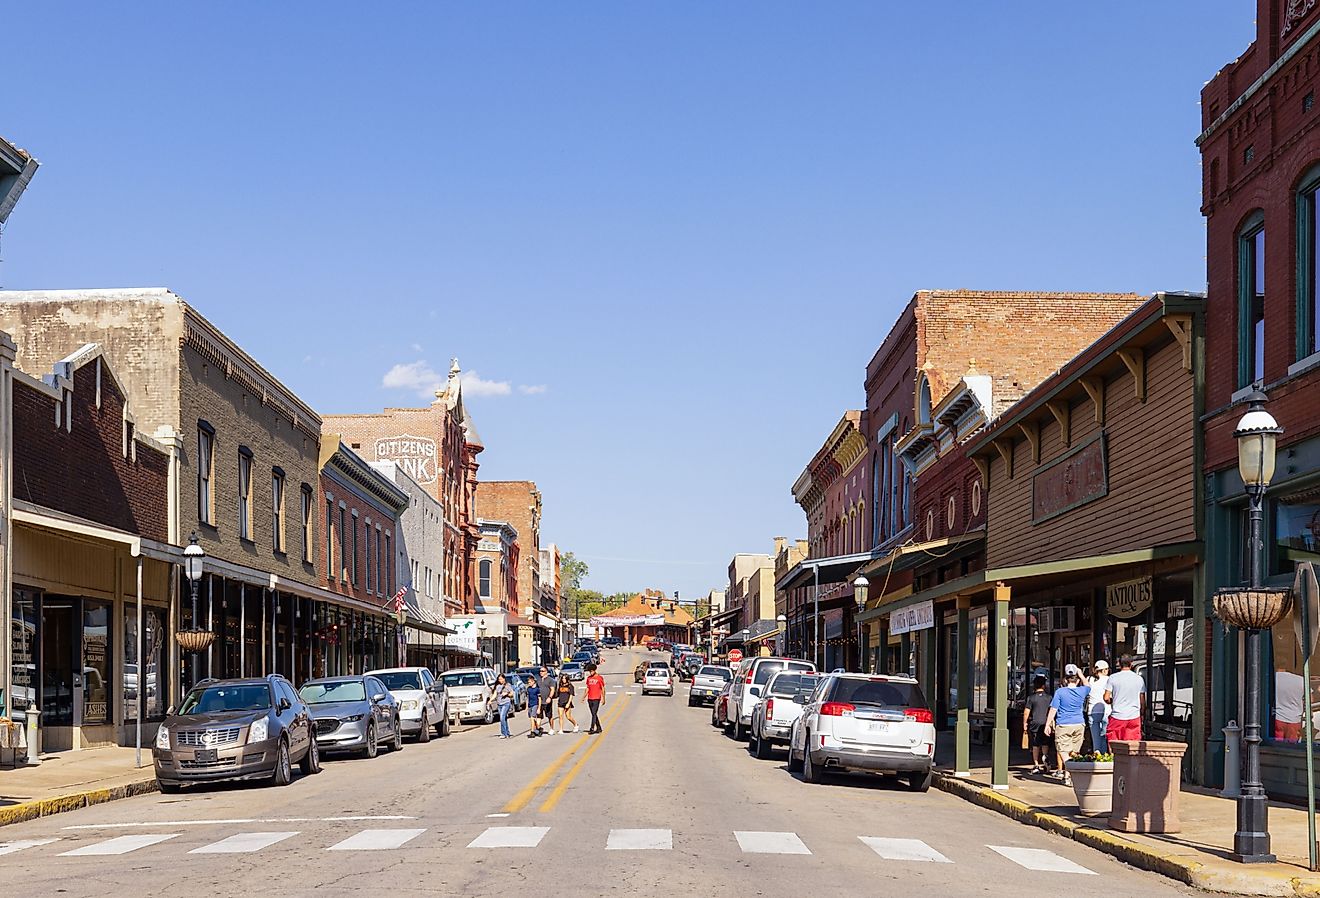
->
<box><xmin>971</xmin><ymin>609</ymin><xmax>989</xmax><ymax>713</ymax></box>
<box><xmin>10</xmin><ymin>588</ymin><xmax>39</xmax><ymax>715</ymax></box>
<box><xmin>125</xmin><ymin>606</ymin><xmax>169</xmax><ymax>722</ymax></box>
<box><xmin>1273</xmin><ymin>495</ymin><xmax>1320</xmax><ymax>575</ymax></box>
<box><xmin>1269</xmin><ymin>613</ymin><xmax>1317</xmax><ymax>743</ymax></box>
<box><xmin>82</xmin><ymin>601</ymin><xmax>111</xmax><ymax>726</ymax></box>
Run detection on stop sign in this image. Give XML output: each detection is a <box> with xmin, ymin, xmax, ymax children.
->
<box><xmin>728</xmin><ymin>649</ymin><xmax>744</xmax><ymax>664</ymax></box>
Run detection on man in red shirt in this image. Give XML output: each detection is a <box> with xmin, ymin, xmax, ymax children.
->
<box><xmin>584</xmin><ymin>665</ymin><xmax>606</xmax><ymax>734</ymax></box>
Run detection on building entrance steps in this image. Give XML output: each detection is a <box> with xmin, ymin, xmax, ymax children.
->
<box><xmin>0</xmin><ymin>745</ymin><xmax>157</xmax><ymax>826</ymax></box>
<box><xmin>934</xmin><ymin>740</ymin><xmax>1320</xmax><ymax>896</ymax></box>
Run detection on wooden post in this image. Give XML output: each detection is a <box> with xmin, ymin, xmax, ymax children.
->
<box><xmin>993</xmin><ymin>583</ymin><xmax>1011</xmax><ymax>790</ymax></box>
<box><xmin>956</xmin><ymin>597</ymin><xmax>971</xmax><ymax>777</ymax></box>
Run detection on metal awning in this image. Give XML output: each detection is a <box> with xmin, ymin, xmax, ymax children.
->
<box><xmin>743</xmin><ymin>619</ymin><xmax>784</xmax><ymax>644</ymax></box>
<box><xmin>721</xmin><ymin>627</ymin><xmax>750</xmax><ymax>648</ymax></box>
<box><xmin>775</xmin><ymin>549</ymin><xmax>882</xmax><ymax>593</ymax></box>
<box><xmin>856</xmin><ymin>529</ymin><xmax>985</xmax><ymax>579</ymax></box>
<box><xmin>698</xmin><ymin>606</ymin><xmax>741</xmax><ymax>629</ymax></box>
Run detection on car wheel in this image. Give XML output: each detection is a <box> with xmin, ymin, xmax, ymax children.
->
<box><xmin>733</xmin><ymin>718</ymin><xmax>745</xmax><ymax>741</ymax></box>
<box><xmin>301</xmin><ymin>736</ymin><xmax>321</xmax><ymax>776</ymax></box>
<box><xmin>158</xmin><ymin>779</ymin><xmax>181</xmax><ymax>794</ymax></box>
<box><xmin>688</xmin><ymin>696</ymin><xmax>696</xmax><ymax>707</ymax></box>
<box><xmin>787</xmin><ymin>740</ymin><xmax>804</xmax><ymax>773</ymax></box>
<box><xmin>747</xmin><ymin>727</ymin><xmax>758</xmax><ymax>755</ymax></box>
<box><xmin>906</xmin><ymin>769</ymin><xmax>933</xmax><ymax>793</ymax></box>
<box><xmin>418</xmin><ymin>712</ymin><xmax>431</xmax><ymax>743</ymax></box>
<box><xmin>439</xmin><ymin>712</ymin><xmax>450</xmax><ymax>737</ymax></box>
<box><xmin>483</xmin><ymin>706</ymin><xmax>495</xmax><ymax>725</ymax></box>
<box><xmin>802</xmin><ymin>739</ymin><xmax>822</xmax><ymax>785</ymax></box>
<box><xmin>391</xmin><ymin>718</ymin><xmax>404</xmax><ymax>752</ymax></box>
<box><xmin>754</xmin><ymin>728</ymin><xmax>772</xmax><ymax>760</ymax></box>
<box><xmin>711</xmin><ymin>708</ymin><xmax>719</xmax><ymax>727</ymax></box>
<box><xmin>363</xmin><ymin>723</ymin><xmax>378</xmax><ymax>759</ymax></box>
<box><xmin>271</xmin><ymin>739</ymin><xmax>293</xmax><ymax>787</ymax></box>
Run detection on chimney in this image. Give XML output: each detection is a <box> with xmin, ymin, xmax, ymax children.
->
<box><xmin>773</xmin><ymin>536</ymin><xmax>787</xmax><ymax>555</ymax></box>
<box><xmin>795</xmin><ymin>539</ymin><xmax>809</xmax><ymax>555</ymax></box>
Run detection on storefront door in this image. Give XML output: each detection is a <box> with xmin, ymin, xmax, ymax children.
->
<box><xmin>1107</xmin><ymin>572</ymin><xmax>1193</xmax><ymax>742</ymax></box>
<box><xmin>41</xmin><ymin>598</ymin><xmax>76</xmax><ymax>728</ymax></box>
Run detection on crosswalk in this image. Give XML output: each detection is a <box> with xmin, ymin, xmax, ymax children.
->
<box><xmin>0</xmin><ymin>826</ymin><xmax>1098</xmax><ymax>873</ymax></box>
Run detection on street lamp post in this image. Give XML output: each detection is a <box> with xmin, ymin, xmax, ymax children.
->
<box><xmin>854</xmin><ymin>576</ymin><xmax>870</xmax><ymax>673</ymax></box>
<box><xmin>1214</xmin><ymin>389</ymin><xmax>1290</xmax><ymax>864</ymax></box>
<box><xmin>776</xmin><ymin>613</ymin><xmax>787</xmax><ymax>656</ymax></box>
<box><xmin>478</xmin><ymin>619</ymin><xmax>488</xmax><ymax>667</ymax></box>
<box><xmin>176</xmin><ymin>533</ymin><xmax>210</xmax><ymax>689</ymax></box>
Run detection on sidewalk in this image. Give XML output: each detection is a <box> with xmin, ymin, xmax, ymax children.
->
<box><xmin>0</xmin><ymin>745</ymin><xmax>157</xmax><ymax>826</ymax></box>
<box><xmin>934</xmin><ymin>743</ymin><xmax>1320</xmax><ymax>896</ymax></box>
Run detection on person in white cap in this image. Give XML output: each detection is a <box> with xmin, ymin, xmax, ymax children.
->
<box><xmin>1045</xmin><ymin>663</ymin><xmax>1090</xmax><ymax>785</ymax></box>
<box><xmin>1087</xmin><ymin>660</ymin><xmax>1111</xmax><ymax>752</ymax></box>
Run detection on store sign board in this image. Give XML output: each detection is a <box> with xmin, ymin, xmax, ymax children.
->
<box><xmin>890</xmin><ymin>600</ymin><xmax>935</xmax><ymax>636</ymax></box>
<box><xmin>1106</xmin><ymin>576</ymin><xmax>1153</xmax><ymax>619</ymax></box>
<box><xmin>1032</xmin><ymin>433</ymin><xmax>1108</xmax><ymax>524</ymax></box>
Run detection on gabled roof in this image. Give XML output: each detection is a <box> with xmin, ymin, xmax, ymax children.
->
<box><xmin>0</xmin><ymin>135</ymin><xmax>38</xmax><ymax>225</ymax></box>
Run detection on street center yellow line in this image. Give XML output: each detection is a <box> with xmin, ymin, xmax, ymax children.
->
<box><xmin>501</xmin><ymin>695</ymin><xmax>629</xmax><ymax>813</ymax></box>
<box><xmin>537</xmin><ymin>696</ymin><xmax>630</xmax><ymax>813</ymax></box>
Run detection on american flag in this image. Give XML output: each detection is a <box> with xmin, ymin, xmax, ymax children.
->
<box><xmin>389</xmin><ymin>588</ymin><xmax>407</xmax><ymax>616</ymax></box>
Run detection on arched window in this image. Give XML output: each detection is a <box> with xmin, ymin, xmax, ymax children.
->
<box><xmin>917</xmin><ymin>375</ymin><xmax>932</xmax><ymax>425</ymax></box>
<box><xmin>1238</xmin><ymin>209</ymin><xmax>1266</xmax><ymax>388</ymax></box>
<box><xmin>1296</xmin><ymin>165</ymin><xmax>1320</xmax><ymax>362</ymax></box>
<box><xmin>479</xmin><ymin>558</ymin><xmax>492</xmax><ymax>599</ymax></box>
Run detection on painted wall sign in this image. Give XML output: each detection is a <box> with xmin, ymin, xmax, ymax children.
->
<box><xmin>1106</xmin><ymin>575</ymin><xmax>1154</xmax><ymax>619</ymax></box>
<box><xmin>890</xmin><ymin>600</ymin><xmax>935</xmax><ymax>635</ymax></box>
<box><xmin>375</xmin><ymin>434</ymin><xmax>438</xmax><ymax>485</ymax></box>
<box><xmin>1032</xmin><ymin>432</ymin><xmax>1109</xmax><ymax>524</ymax></box>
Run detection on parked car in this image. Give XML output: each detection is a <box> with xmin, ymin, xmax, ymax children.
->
<box><xmin>634</xmin><ymin>662</ymin><xmax>649</xmax><ymax>684</ymax></box>
<box><xmin>562</xmin><ymin>661</ymin><xmax>586</xmax><ymax>681</ymax></box>
<box><xmin>642</xmin><ymin>663</ymin><xmax>674</xmax><ymax>696</ymax></box>
<box><xmin>153</xmin><ymin>674</ymin><xmax>319</xmax><ymax>793</ymax></box>
<box><xmin>726</xmin><ymin>656</ymin><xmax>817</xmax><ymax>741</ymax></box>
<box><xmin>787</xmin><ymin>672</ymin><xmax>936</xmax><ymax>791</ymax></box>
<box><xmin>601</xmin><ymin>636</ymin><xmax>623</xmax><ymax>649</ymax></box>
<box><xmin>570</xmin><ymin>650</ymin><xmax>595</xmax><ymax>667</ymax></box>
<box><xmin>711</xmin><ymin>680</ymin><xmax>734</xmax><ymax>728</ymax></box>
<box><xmin>441</xmin><ymin>667</ymin><xmax>497</xmax><ymax>724</ymax></box>
<box><xmin>748</xmin><ymin>671</ymin><xmax>819</xmax><ymax>759</ymax></box>
<box><xmin>299</xmin><ymin>675</ymin><xmax>403</xmax><ymax>757</ymax></box>
<box><xmin>688</xmin><ymin>665</ymin><xmax>733</xmax><ymax>707</ymax></box>
<box><xmin>505</xmin><ymin>672</ymin><xmax>529</xmax><ymax>710</ymax></box>
<box><xmin>367</xmin><ymin>666</ymin><xmax>449</xmax><ymax>741</ymax></box>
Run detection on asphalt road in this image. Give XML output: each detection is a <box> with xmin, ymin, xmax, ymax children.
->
<box><xmin>0</xmin><ymin>648</ymin><xmax>1196</xmax><ymax>897</ymax></box>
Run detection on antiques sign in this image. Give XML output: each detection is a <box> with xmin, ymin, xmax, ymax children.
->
<box><xmin>1106</xmin><ymin>576</ymin><xmax>1154</xmax><ymax>619</ymax></box>
<box><xmin>375</xmin><ymin>434</ymin><xmax>438</xmax><ymax>485</ymax></box>
<box><xmin>1032</xmin><ymin>432</ymin><xmax>1108</xmax><ymax>524</ymax></box>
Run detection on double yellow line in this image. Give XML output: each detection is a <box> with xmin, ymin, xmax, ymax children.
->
<box><xmin>503</xmin><ymin>696</ymin><xmax>630</xmax><ymax>814</ymax></box>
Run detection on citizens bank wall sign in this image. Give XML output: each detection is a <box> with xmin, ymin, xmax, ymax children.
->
<box><xmin>376</xmin><ymin>434</ymin><xmax>438</xmax><ymax>485</ymax></box>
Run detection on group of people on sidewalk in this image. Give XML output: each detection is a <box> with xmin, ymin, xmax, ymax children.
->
<box><xmin>1023</xmin><ymin>654</ymin><xmax>1147</xmax><ymax>785</ymax></box>
<box><xmin>489</xmin><ymin>664</ymin><xmax>608</xmax><ymax>739</ymax></box>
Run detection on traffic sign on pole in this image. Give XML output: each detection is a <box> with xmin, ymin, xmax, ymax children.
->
<box><xmin>728</xmin><ymin>649</ymin><xmax>743</xmax><ymax>664</ymax></box>
<box><xmin>1296</xmin><ymin>563</ymin><xmax>1320</xmax><ymax>661</ymax></box>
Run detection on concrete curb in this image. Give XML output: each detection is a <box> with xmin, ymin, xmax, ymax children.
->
<box><xmin>0</xmin><ymin>777</ymin><xmax>158</xmax><ymax>829</ymax></box>
<box><xmin>935</xmin><ymin>773</ymin><xmax>1320</xmax><ymax>896</ymax></box>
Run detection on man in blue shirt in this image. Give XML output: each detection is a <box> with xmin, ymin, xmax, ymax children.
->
<box><xmin>525</xmin><ymin>676</ymin><xmax>542</xmax><ymax>738</ymax></box>
<box><xmin>1045</xmin><ymin>663</ymin><xmax>1090</xmax><ymax>785</ymax></box>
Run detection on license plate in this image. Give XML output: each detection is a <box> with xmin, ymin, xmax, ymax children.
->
<box><xmin>867</xmin><ymin>722</ymin><xmax>890</xmax><ymax>733</ymax></box>
<box><xmin>194</xmin><ymin>748</ymin><xmax>218</xmax><ymax>763</ymax></box>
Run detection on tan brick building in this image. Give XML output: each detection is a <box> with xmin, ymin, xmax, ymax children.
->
<box><xmin>323</xmin><ymin>360</ymin><xmax>482</xmax><ymax>619</ymax></box>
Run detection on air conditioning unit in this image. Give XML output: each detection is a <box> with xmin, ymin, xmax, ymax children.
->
<box><xmin>1036</xmin><ymin>606</ymin><xmax>1075</xmax><ymax>634</ymax></box>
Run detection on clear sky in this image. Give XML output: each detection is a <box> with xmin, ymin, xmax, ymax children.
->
<box><xmin>2</xmin><ymin>2</ymin><xmax>1251</xmax><ymax>600</ymax></box>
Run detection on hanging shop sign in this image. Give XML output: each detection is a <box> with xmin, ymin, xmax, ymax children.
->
<box><xmin>589</xmin><ymin>614</ymin><xmax>665</xmax><ymax>628</ymax></box>
<box><xmin>1031</xmin><ymin>432</ymin><xmax>1108</xmax><ymax>524</ymax></box>
<box><xmin>1106</xmin><ymin>575</ymin><xmax>1154</xmax><ymax>619</ymax></box>
<box><xmin>890</xmin><ymin>600</ymin><xmax>935</xmax><ymax>636</ymax></box>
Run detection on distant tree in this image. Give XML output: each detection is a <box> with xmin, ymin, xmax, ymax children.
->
<box><xmin>560</xmin><ymin>551</ymin><xmax>589</xmax><ymax>593</ymax></box>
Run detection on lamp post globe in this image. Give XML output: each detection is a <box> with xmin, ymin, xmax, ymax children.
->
<box><xmin>178</xmin><ymin>533</ymin><xmax>210</xmax><ymax>686</ymax></box>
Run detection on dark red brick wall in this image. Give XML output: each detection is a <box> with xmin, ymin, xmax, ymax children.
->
<box><xmin>912</xmin><ymin>448</ymin><xmax>984</xmax><ymax>545</ymax></box>
<box><xmin>13</xmin><ymin>359</ymin><xmax>169</xmax><ymax>541</ymax></box>
<box><xmin>319</xmin><ymin>466</ymin><xmax>400</xmax><ymax>607</ymax></box>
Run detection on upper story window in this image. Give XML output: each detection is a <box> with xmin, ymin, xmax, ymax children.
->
<box><xmin>197</xmin><ymin>421</ymin><xmax>215</xmax><ymax>526</ymax></box>
<box><xmin>917</xmin><ymin>376</ymin><xmax>932</xmax><ymax>425</ymax></box>
<box><xmin>1297</xmin><ymin>167</ymin><xmax>1320</xmax><ymax>362</ymax></box>
<box><xmin>365</xmin><ymin>520</ymin><xmax>374</xmax><ymax>593</ymax></box>
<box><xmin>479</xmin><ymin>558</ymin><xmax>492</xmax><ymax>598</ymax></box>
<box><xmin>384</xmin><ymin>532</ymin><xmax>393</xmax><ymax>594</ymax></box>
<box><xmin>271</xmin><ymin>468</ymin><xmax>285</xmax><ymax>554</ymax></box>
<box><xmin>350</xmin><ymin>510</ymin><xmax>360</xmax><ymax>586</ymax></box>
<box><xmin>238</xmin><ymin>448</ymin><xmax>254</xmax><ymax>541</ymax></box>
<box><xmin>300</xmin><ymin>485</ymin><xmax>314</xmax><ymax>563</ymax></box>
<box><xmin>339</xmin><ymin>504</ymin><xmax>348</xmax><ymax>582</ymax></box>
<box><xmin>326</xmin><ymin>495</ymin><xmax>335</xmax><ymax>580</ymax></box>
<box><xmin>1238</xmin><ymin>214</ymin><xmax>1266</xmax><ymax>387</ymax></box>
<box><xmin>375</xmin><ymin>525</ymin><xmax>384</xmax><ymax>596</ymax></box>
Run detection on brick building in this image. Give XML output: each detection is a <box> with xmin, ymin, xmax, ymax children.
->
<box><xmin>476</xmin><ymin>520</ymin><xmax>519</xmax><ymax>613</ymax></box>
<box><xmin>1198</xmin><ymin>1</ymin><xmax>1320</xmax><ymax>797</ymax></box>
<box><xmin>473</xmin><ymin>480</ymin><xmax>551</xmax><ymax>661</ymax></box>
<box><xmin>323</xmin><ymin>359</ymin><xmax>483</xmax><ymax>619</ymax></box>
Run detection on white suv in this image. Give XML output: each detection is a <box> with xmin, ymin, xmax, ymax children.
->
<box><xmin>642</xmin><ymin>663</ymin><xmax>674</xmax><ymax>696</ymax></box>
<box><xmin>367</xmin><ymin>666</ymin><xmax>449</xmax><ymax>741</ymax></box>
<box><xmin>440</xmin><ymin>667</ymin><xmax>497</xmax><ymax>724</ymax></box>
<box><xmin>748</xmin><ymin>671</ymin><xmax>819</xmax><ymax>759</ymax></box>
<box><xmin>726</xmin><ymin>657</ymin><xmax>816</xmax><ymax>741</ymax></box>
<box><xmin>788</xmin><ymin>672</ymin><xmax>936</xmax><ymax>792</ymax></box>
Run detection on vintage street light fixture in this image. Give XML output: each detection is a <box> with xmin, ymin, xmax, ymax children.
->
<box><xmin>854</xmin><ymin>575</ymin><xmax>870</xmax><ymax>673</ymax></box>
<box><xmin>175</xmin><ymin>533</ymin><xmax>213</xmax><ymax>683</ymax></box>
<box><xmin>1214</xmin><ymin>389</ymin><xmax>1291</xmax><ymax>864</ymax></box>
<box><xmin>478</xmin><ymin>619</ymin><xmax>488</xmax><ymax>665</ymax></box>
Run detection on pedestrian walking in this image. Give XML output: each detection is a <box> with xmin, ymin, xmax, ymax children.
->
<box><xmin>539</xmin><ymin>666</ymin><xmax>558</xmax><ymax>734</ymax></box>
<box><xmin>585</xmin><ymin>663</ymin><xmax>606</xmax><ymax>734</ymax></box>
<box><xmin>1023</xmin><ymin>675</ymin><xmax>1053</xmax><ymax>774</ymax></box>
<box><xmin>1103</xmin><ymin>653</ymin><xmax>1146</xmax><ymax>744</ymax></box>
<box><xmin>557</xmin><ymin>674</ymin><xmax>579</xmax><ymax>733</ymax></box>
<box><xmin>1044</xmin><ymin>663</ymin><xmax>1089</xmax><ymax>786</ymax></box>
<box><xmin>1087</xmin><ymin>660</ymin><xmax>1111</xmax><ymax>752</ymax></box>
<box><xmin>525</xmin><ymin>675</ymin><xmax>543</xmax><ymax>738</ymax></box>
<box><xmin>492</xmin><ymin>673</ymin><xmax>515</xmax><ymax>739</ymax></box>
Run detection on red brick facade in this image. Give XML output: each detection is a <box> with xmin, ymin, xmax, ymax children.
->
<box><xmin>474</xmin><ymin>481</ymin><xmax>542</xmax><ymax>619</ymax></box>
<box><xmin>318</xmin><ymin>444</ymin><xmax>409</xmax><ymax>609</ymax></box>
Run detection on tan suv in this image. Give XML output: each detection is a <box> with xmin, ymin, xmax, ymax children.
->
<box><xmin>153</xmin><ymin>674</ymin><xmax>320</xmax><ymax>792</ymax></box>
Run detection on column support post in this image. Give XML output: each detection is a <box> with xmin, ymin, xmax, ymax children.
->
<box><xmin>992</xmin><ymin>583</ymin><xmax>1011</xmax><ymax>790</ymax></box>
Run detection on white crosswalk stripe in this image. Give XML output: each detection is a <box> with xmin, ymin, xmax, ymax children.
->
<box><xmin>859</xmin><ymin>836</ymin><xmax>951</xmax><ymax>863</ymax></box>
<box><xmin>326</xmin><ymin>829</ymin><xmax>427</xmax><ymax>851</ymax></box>
<box><xmin>60</xmin><ymin>834</ymin><xmax>178</xmax><ymax>856</ymax></box>
<box><xmin>734</xmin><ymin>831</ymin><xmax>811</xmax><ymax>855</ymax></box>
<box><xmin>606</xmin><ymin>829</ymin><xmax>672</xmax><ymax>850</ymax></box>
<box><xmin>468</xmin><ymin>826</ymin><xmax>549</xmax><ymax>849</ymax></box>
<box><xmin>988</xmin><ymin>845</ymin><xmax>1096</xmax><ymax>875</ymax></box>
<box><xmin>190</xmin><ymin>831</ymin><xmax>300</xmax><ymax>854</ymax></box>
<box><xmin>0</xmin><ymin>838</ymin><xmax>59</xmax><ymax>856</ymax></box>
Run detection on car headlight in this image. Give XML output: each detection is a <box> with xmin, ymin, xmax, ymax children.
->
<box><xmin>247</xmin><ymin>718</ymin><xmax>269</xmax><ymax>744</ymax></box>
<box><xmin>342</xmin><ymin>714</ymin><xmax>364</xmax><ymax>722</ymax></box>
<box><xmin>155</xmin><ymin>727</ymin><xmax>170</xmax><ymax>750</ymax></box>
<box><xmin>401</xmin><ymin>700</ymin><xmax>420</xmax><ymax>711</ymax></box>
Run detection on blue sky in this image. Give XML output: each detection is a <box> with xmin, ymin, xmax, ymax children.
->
<box><xmin>2</xmin><ymin>3</ymin><xmax>1250</xmax><ymax>599</ymax></box>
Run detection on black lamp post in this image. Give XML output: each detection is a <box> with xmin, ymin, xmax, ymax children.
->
<box><xmin>854</xmin><ymin>575</ymin><xmax>870</xmax><ymax>673</ymax></box>
<box><xmin>1215</xmin><ymin>389</ymin><xmax>1289</xmax><ymax>864</ymax></box>
<box><xmin>177</xmin><ymin>533</ymin><xmax>211</xmax><ymax>688</ymax></box>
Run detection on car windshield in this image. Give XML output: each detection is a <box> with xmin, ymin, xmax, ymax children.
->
<box><xmin>299</xmin><ymin>680</ymin><xmax>366</xmax><ymax>704</ymax></box>
<box><xmin>373</xmin><ymin>671</ymin><xmax>423</xmax><ymax>691</ymax></box>
<box><xmin>699</xmin><ymin>667</ymin><xmax>732</xmax><ymax>681</ymax></box>
<box><xmin>830</xmin><ymin>678</ymin><xmax>927</xmax><ymax>708</ymax></box>
<box><xmin>572</xmin><ymin>653</ymin><xmax>591</xmax><ymax>661</ymax></box>
<box><xmin>442</xmin><ymin>672</ymin><xmax>486</xmax><ymax>688</ymax></box>
<box><xmin>648</xmin><ymin>661</ymin><xmax>669</xmax><ymax>669</ymax></box>
<box><xmin>180</xmin><ymin>684</ymin><xmax>271</xmax><ymax>714</ymax></box>
<box><xmin>768</xmin><ymin>673</ymin><xmax>817</xmax><ymax>697</ymax></box>
<box><xmin>564</xmin><ymin>663</ymin><xmax>582</xmax><ymax>671</ymax></box>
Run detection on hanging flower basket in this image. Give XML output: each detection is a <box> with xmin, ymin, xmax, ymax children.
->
<box><xmin>1212</xmin><ymin>587</ymin><xmax>1293</xmax><ymax>630</ymax></box>
<box><xmin>175</xmin><ymin>628</ymin><xmax>216</xmax><ymax>653</ymax></box>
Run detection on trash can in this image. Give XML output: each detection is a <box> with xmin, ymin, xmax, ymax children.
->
<box><xmin>1108</xmin><ymin>740</ymin><xmax>1187</xmax><ymax>833</ymax></box>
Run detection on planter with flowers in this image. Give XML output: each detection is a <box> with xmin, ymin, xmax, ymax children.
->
<box><xmin>1064</xmin><ymin>751</ymin><xmax>1114</xmax><ymax>816</ymax></box>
